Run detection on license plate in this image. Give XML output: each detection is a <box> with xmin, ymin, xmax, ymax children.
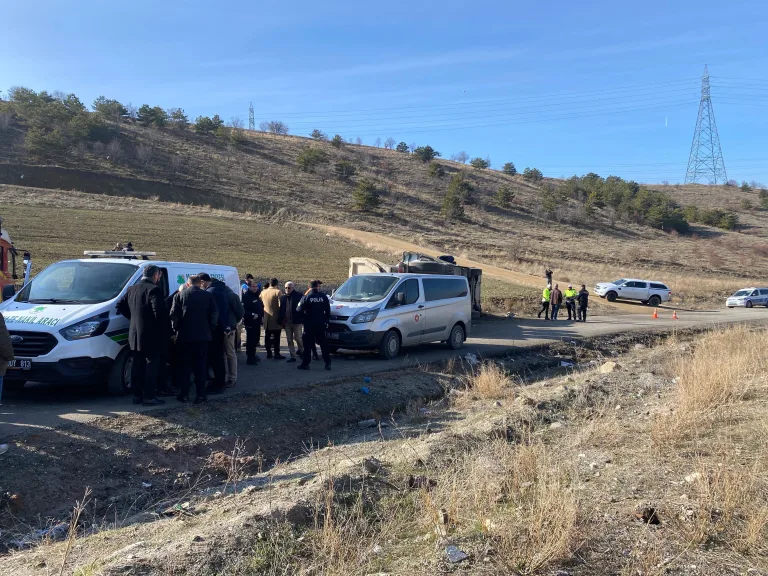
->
<box><xmin>8</xmin><ymin>359</ymin><xmax>32</xmax><ymax>370</ymax></box>
<box><xmin>327</xmin><ymin>332</ymin><xmax>339</xmax><ymax>340</ymax></box>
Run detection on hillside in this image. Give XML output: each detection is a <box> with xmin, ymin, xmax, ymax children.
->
<box><xmin>1</xmin><ymin>97</ymin><xmax>767</xmax><ymax>306</ymax></box>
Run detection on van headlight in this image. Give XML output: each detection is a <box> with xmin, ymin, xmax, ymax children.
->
<box><xmin>60</xmin><ymin>314</ymin><xmax>109</xmax><ymax>341</ymax></box>
<box><xmin>352</xmin><ymin>309</ymin><xmax>380</xmax><ymax>324</ymax></box>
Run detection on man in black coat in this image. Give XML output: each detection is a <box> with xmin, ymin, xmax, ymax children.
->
<box><xmin>117</xmin><ymin>265</ymin><xmax>169</xmax><ymax>406</ymax></box>
<box><xmin>278</xmin><ymin>281</ymin><xmax>304</xmax><ymax>363</ymax></box>
<box><xmin>296</xmin><ymin>280</ymin><xmax>331</xmax><ymax>371</ymax></box>
<box><xmin>242</xmin><ymin>281</ymin><xmax>263</xmax><ymax>365</ymax></box>
<box><xmin>199</xmin><ymin>273</ymin><xmax>244</xmax><ymax>393</ymax></box>
<box><xmin>577</xmin><ymin>284</ymin><xmax>590</xmax><ymax>322</ymax></box>
<box><xmin>169</xmin><ymin>275</ymin><xmax>219</xmax><ymax>404</ymax></box>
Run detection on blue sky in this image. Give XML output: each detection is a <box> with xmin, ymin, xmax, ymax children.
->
<box><xmin>2</xmin><ymin>0</ymin><xmax>767</xmax><ymax>184</ymax></box>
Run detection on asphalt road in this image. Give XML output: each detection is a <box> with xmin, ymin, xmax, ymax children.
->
<box><xmin>1</xmin><ymin>307</ymin><xmax>765</xmax><ymax>437</ymax></box>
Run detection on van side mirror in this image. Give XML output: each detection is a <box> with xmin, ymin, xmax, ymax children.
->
<box><xmin>2</xmin><ymin>284</ymin><xmax>16</xmax><ymax>301</ymax></box>
<box><xmin>396</xmin><ymin>292</ymin><xmax>405</xmax><ymax>304</ymax></box>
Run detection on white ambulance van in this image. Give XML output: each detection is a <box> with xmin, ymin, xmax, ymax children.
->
<box><xmin>0</xmin><ymin>251</ymin><xmax>239</xmax><ymax>394</ymax></box>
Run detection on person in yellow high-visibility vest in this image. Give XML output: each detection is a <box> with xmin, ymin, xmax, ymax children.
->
<box><xmin>538</xmin><ymin>284</ymin><xmax>551</xmax><ymax>320</ymax></box>
<box><xmin>564</xmin><ymin>284</ymin><xmax>578</xmax><ymax>321</ymax></box>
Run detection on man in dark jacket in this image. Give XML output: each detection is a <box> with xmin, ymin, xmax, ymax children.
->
<box><xmin>170</xmin><ymin>275</ymin><xmax>218</xmax><ymax>404</ymax></box>
<box><xmin>577</xmin><ymin>284</ymin><xmax>589</xmax><ymax>322</ymax></box>
<box><xmin>117</xmin><ymin>265</ymin><xmax>169</xmax><ymax>406</ymax></box>
<box><xmin>199</xmin><ymin>273</ymin><xmax>244</xmax><ymax>393</ymax></box>
<box><xmin>242</xmin><ymin>281</ymin><xmax>263</xmax><ymax>365</ymax></box>
<box><xmin>296</xmin><ymin>280</ymin><xmax>331</xmax><ymax>371</ymax></box>
<box><xmin>278</xmin><ymin>281</ymin><xmax>304</xmax><ymax>363</ymax></box>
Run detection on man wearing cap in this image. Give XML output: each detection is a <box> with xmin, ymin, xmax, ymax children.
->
<box><xmin>296</xmin><ymin>280</ymin><xmax>331</xmax><ymax>370</ymax></box>
<box><xmin>279</xmin><ymin>282</ymin><xmax>304</xmax><ymax>363</ymax></box>
<box><xmin>564</xmin><ymin>284</ymin><xmax>578</xmax><ymax>321</ymax></box>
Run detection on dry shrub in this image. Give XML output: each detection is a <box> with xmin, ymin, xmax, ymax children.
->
<box><xmin>465</xmin><ymin>361</ymin><xmax>514</xmax><ymax>400</ymax></box>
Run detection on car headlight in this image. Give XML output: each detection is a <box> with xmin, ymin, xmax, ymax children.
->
<box><xmin>60</xmin><ymin>313</ymin><xmax>109</xmax><ymax>341</ymax></box>
<box><xmin>352</xmin><ymin>308</ymin><xmax>380</xmax><ymax>324</ymax></box>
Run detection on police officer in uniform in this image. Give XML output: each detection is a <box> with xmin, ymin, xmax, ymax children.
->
<box><xmin>564</xmin><ymin>284</ymin><xmax>578</xmax><ymax>321</ymax></box>
<box><xmin>296</xmin><ymin>280</ymin><xmax>331</xmax><ymax>371</ymax></box>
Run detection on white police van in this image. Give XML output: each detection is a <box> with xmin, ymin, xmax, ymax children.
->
<box><xmin>0</xmin><ymin>251</ymin><xmax>239</xmax><ymax>394</ymax></box>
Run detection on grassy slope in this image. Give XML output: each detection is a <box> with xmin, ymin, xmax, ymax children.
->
<box><xmin>2</xmin><ymin>121</ymin><xmax>767</xmax><ymax>304</ymax></box>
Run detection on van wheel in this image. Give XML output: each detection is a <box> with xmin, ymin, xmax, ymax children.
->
<box><xmin>447</xmin><ymin>324</ymin><xmax>465</xmax><ymax>350</ymax></box>
<box><xmin>648</xmin><ymin>295</ymin><xmax>661</xmax><ymax>307</ymax></box>
<box><xmin>379</xmin><ymin>330</ymin><xmax>400</xmax><ymax>360</ymax></box>
<box><xmin>606</xmin><ymin>292</ymin><xmax>618</xmax><ymax>302</ymax></box>
<box><xmin>107</xmin><ymin>349</ymin><xmax>133</xmax><ymax>395</ymax></box>
<box><xmin>746</xmin><ymin>300</ymin><xmax>753</xmax><ymax>309</ymax></box>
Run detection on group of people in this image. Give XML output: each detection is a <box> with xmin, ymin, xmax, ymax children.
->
<box><xmin>117</xmin><ymin>266</ymin><xmax>332</xmax><ymax>406</ymax></box>
<box><xmin>539</xmin><ymin>268</ymin><xmax>589</xmax><ymax>322</ymax></box>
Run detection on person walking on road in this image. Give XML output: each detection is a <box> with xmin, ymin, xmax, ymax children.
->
<box><xmin>545</xmin><ymin>267</ymin><xmax>553</xmax><ymax>287</ymax></box>
<box><xmin>551</xmin><ymin>284</ymin><xmax>563</xmax><ymax>320</ymax></box>
<box><xmin>577</xmin><ymin>284</ymin><xmax>589</xmax><ymax>322</ymax></box>
<box><xmin>200</xmin><ymin>273</ymin><xmax>244</xmax><ymax>392</ymax></box>
<box><xmin>170</xmin><ymin>275</ymin><xmax>219</xmax><ymax>404</ymax></box>
<box><xmin>261</xmin><ymin>279</ymin><xmax>285</xmax><ymax>360</ymax></box>
<box><xmin>538</xmin><ymin>284</ymin><xmax>552</xmax><ymax>320</ymax></box>
<box><xmin>297</xmin><ymin>280</ymin><xmax>331</xmax><ymax>371</ymax></box>
<box><xmin>279</xmin><ymin>281</ymin><xmax>304</xmax><ymax>363</ymax></box>
<box><xmin>117</xmin><ymin>265</ymin><xmax>169</xmax><ymax>406</ymax></box>
<box><xmin>242</xmin><ymin>280</ymin><xmax>263</xmax><ymax>365</ymax></box>
<box><xmin>564</xmin><ymin>284</ymin><xmax>577</xmax><ymax>321</ymax></box>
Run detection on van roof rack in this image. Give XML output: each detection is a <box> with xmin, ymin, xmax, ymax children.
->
<box><xmin>83</xmin><ymin>251</ymin><xmax>157</xmax><ymax>260</ymax></box>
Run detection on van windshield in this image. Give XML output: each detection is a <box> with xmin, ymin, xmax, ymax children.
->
<box><xmin>16</xmin><ymin>261</ymin><xmax>139</xmax><ymax>305</ymax></box>
<box><xmin>732</xmin><ymin>290</ymin><xmax>750</xmax><ymax>297</ymax></box>
<box><xmin>333</xmin><ymin>275</ymin><xmax>399</xmax><ymax>302</ymax></box>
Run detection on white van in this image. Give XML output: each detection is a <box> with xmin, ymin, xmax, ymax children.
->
<box><xmin>327</xmin><ymin>273</ymin><xmax>471</xmax><ymax>359</ymax></box>
<box><xmin>0</xmin><ymin>252</ymin><xmax>240</xmax><ymax>394</ymax></box>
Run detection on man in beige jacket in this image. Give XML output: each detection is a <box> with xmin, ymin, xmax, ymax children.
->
<box><xmin>260</xmin><ymin>278</ymin><xmax>284</xmax><ymax>359</ymax></box>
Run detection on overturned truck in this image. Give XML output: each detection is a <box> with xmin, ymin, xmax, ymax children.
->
<box><xmin>349</xmin><ymin>252</ymin><xmax>482</xmax><ymax>318</ymax></box>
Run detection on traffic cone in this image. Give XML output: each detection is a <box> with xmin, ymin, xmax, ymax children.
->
<box><xmin>652</xmin><ymin>308</ymin><xmax>658</xmax><ymax>319</ymax></box>
<box><xmin>672</xmin><ymin>310</ymin><xmax>678</xmax><ymax>320</ymax></box>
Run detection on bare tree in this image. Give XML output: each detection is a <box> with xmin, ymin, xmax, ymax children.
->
<box><xmin>137</xmin><ymin>144</ymin><xmax>152</xmax><ymax>166</ymax></box>
<box><xmin>106</xmin><ymin>139</ymin><xmax>122</xmax><ymax>163</ymax></box>
<box><xmin>266</xmin><ymin>120</ymin><xmax>289</xmax><ymax>135</ymax></box>
<box><xmin>230</xmin><ymin>117</ymin><xmax>244</xmax><ymax>129</ymax></box>
<box><xmin>0</xmin><ymin>111</ymin><xmax>12</xmax><ymax>131</ymax></box>
<box><xmin>92</xmin><ymin>141</ymin><xmax>105</xmax><ymax>156</ymax></box>
<box><xmin>374</xmin><ymin>137</ymin><xmax>381</xmax><ymax>148</ymax></box>
<box><xmin>384</xmin><ymin>137</ymin><xmax>396</xmax><ymax>150</ymax></box>
<box><xmin>125</xmin><ymin>102</ymin><xmax>138</xmax><ymax>121</ymax></box>
<box><xmin>451</xmin><ymin>151</ymin><xmax>469</xmax><ymax>164</ymax></box>
<box><xmin>258</xmin><ymin>121</ymin><xmax>269</xmax><ymax>132</ymax></box>
<box><xmin>408</xmin><ymin>142</ymin><xmax>417</xmax><ymax>153</ymax></box>
<box><xmin>356</xmin><ymin>136</ymin><xmax>363</xmax><ymax>145</ymax></box>
<box><xmin>170</xmin><ymin>153</ymin><xmax>184</xmax><ymax>182</ymax></box>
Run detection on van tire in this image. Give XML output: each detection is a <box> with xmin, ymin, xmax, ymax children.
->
<box><xmin>107</xmin><ymin>348</ymin><xmax>133</xmax><ymax>396</ymax></box>
<box><xmin>606</xmin><ymin>292</ymin><xmax>618</xmax><ymax>302</ymax></box>
<box><xmin>379</xmin><ymin>330</ymin><xmax>400</xmax><ymax>360</ymax></box>
<box><xmin>447</xmin><ymin>324</ymin><xmax>465</xmax><ymax>350</ymax></box>
<box><xmin>648</xmin><ymin>295</ymin><xmax>662</xmax><ymax>307</ymax></box>
<box><xmin>746</xmin><ymin>300</ymin><xmax>753</xmax><ymax>309</ymax></box>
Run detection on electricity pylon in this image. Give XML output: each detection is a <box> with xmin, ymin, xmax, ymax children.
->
<box><xmin>685</xmin><ymin>65</ymin><xmax>727</xmax><ymax>184</ymax></box>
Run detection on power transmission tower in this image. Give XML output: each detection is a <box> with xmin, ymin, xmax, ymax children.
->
<box><xmin>248</xmin><ymin>102</ymin><xmax>255</xmax><ymax>131</ymax></box>
<box><xmin>685</xmin><ymin>65</ymin><xmax>727</xmax><ymax>184</ymax></box>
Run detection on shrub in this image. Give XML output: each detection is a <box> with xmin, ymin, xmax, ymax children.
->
<box><xmin>413</xmin><ymin>145</ymin><xmax>440</xmax><ymax>163</ymax></box>
<box><xmin>334</xmin><ymin>160</ymin><xmax>356</xmax><ymax>180</ymax></box>
<box><xmin>296</xmin><ymin>147</ymin><xmax>327</xmax><ymax>172</ymax></box>
<box><xmin>741</xmin><ymin>198</ymin><xmax>753</xmax><ymax>210</ymax></box>
<box><xmin>168</xmin><ymin>108</ymin><xmax>188</xmax><ymax>130</ymax></box>
<box><xmin>352</xmin><ymin>179</ymin><xmax>381</xmax><ymax>211</ymax></box>
<box><xmin>310</xmin><ymin>129</ymin><xmax>327</xmax><ymax>141</ymax></box>
<box><xmin>92</xmin><ymin>96</ymin><xmax>127</xmax><ymax>122</ymax></box>
<box><xmin>396</xmin><ymin>142</ymin><xmax>409</xmax><ymax>153</ymax></box>
<box><xmin>331</xmin><ymin>134</ymin><xmax>344</xmax><ymax>148</ymax></box>
<box><xmin>741</xmin><ymin>181</ymin><xmax>752</xmax><ymax>192</ymax></box>
<box><xmin>427</xmin><ymin>161</ymin><xmax>445</xmax><ymax>178</ymax></box>
<box><xmin>523</xmin><ymin>167</ymin><xmax>543</xmax><ymax>182</ymax></box>
<box><xmin>137</xmin><ymin>104</ymin><xmax>167</xmax><ymax>127</ymax></box>
<box><xmin>470</xmin><ymin>157</ymin><xmax>489</xmax><ymax>170</ymax></box>
<box><xmin>496</xmin><ymin>184</ymin><xmax>515</xmax><ymax>207</ymax></box>
<box><xmin>759</xmin><ymin>189</ymin><xmax>768</xmax><ymax>209</ymax></box>
<box><xmin>195</xmin><ymin>115</ymin><xmax>216</xmax><ymax>134</ymax></box>
<box><xmin>502</xmin><ymin>162</ymin><xmax>517</xmax><ymax>175</ymax></box>
<box><xmin>442</xmin><ymin>172</ymin><xmax>473</xmax><ymax>219</ymax></box>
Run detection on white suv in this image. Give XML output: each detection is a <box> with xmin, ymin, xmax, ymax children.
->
<box><xmin>594</xmin><ymin>278</ymin><xmax>671</xmax><ymax>306</ymax></box>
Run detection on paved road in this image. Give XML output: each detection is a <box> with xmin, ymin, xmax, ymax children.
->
<box><xmin>1</xmin><ymin>307</ymin><xmax>765</xmax><ymax>437</ymax></box>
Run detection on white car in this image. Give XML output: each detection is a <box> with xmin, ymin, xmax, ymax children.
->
<box><xmin>594</xmin><ymin>278</ymin><xmax>671</xmax><ymax>306</ymax></box>
<box><xmin>726</xmin><ymin>287</ymin><xmax>768</xmax><ymax>308</ymax></box>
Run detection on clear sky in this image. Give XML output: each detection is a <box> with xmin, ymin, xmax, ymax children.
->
<box><xmin>2</xmin><ymin>0</ymin><xmax>766</xmax><ymax>184</ymax></box>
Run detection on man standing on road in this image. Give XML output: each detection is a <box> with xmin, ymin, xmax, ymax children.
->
<box><xmin>551</xmin><ymin>284</ymin><xmax>563</xmax><ymax>321</ymax></box>
<box><xmin>538</xmin><ymin>284</ymin><xmax>551</xmax><ymax>320</ymax></box>
<box><xmin>297</xmin><ymin>280</ymin><xmax>331</xmax><ymax>371</ymax></box>
<box><xmin>279</xmin><ymin>281</ymin><xmax>304</xmax><ymax>363</ymax></box>
<box><xmin>261</xmin><ymin>278</ymin><xmax>285</xmax><ymax>360</ymax></box>
<box><xmin>577</xmin><ymin>284</ymin><xmax>590</xmax><ymax>322</ymax></box>
<box><xmin>564</xmin><ymin>284</ymin><xmax>577</xmax><ymax>321</ymax></box>
<box><xmin>242</xmin><ymin>280</ymin><xmax>263</xmax><ymax>365</ymax></box>
<box><xmin>200</xmin><ymin>273</ymin><xmax>244</xmax><ymax>392</ymax></box>
<box><xmin>117</xmin><ymin>265</ymin><xmax>169</xmax><ymax>406</ymax></box>
<box><xmin>170</xmin><ymin>275</ymin><xmax>218</xmax><ymax>404</ymax></box>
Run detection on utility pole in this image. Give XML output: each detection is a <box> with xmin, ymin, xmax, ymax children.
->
<box><xmin>685</xmin><ymin>65</ymin><xmax>727</xmax><ymax>184</ymax></box>
<box><xmin>248</xmin><ymin>102</ymin><xmax>255</xmax><ymax>131</ymax></box>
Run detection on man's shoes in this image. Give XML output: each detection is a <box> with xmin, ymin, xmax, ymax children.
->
<box><xmin>313</xmin><ymin>353</ymin><xmax>320</xmax><ymax>361</ymax></box>
<box><xmin>325</xmin><ymin>364</ymin><xmax>331</xmax><ymax>371</ymax></box>
<box><xmin>246</xmin><ymin>356</ymin><xmax>260</xmax><ymax>365</ymax></box>
<box><xmin>132</xmin><ymin>397</ymin><xmax>144</xmax><ymax>405</ymax></box>
<box><xmin>0</xmin><ymin>444</ymin><xmax>9</xmax><ymax>456</ymax></box>
<box><xmin>286</xmin><ymin>357</ymin><xmax>297</xmax><ymax>363</ymax></box>
<box><xmin>142</xmin><ymin>398</ymin><xmax>166</xmax><ymax>406</ymax></box>
<box><xmin>274</xmin><ymin>354</ymin><xmax>286</xmax><ymax>360</ymax></box>
<box><xmin>297</xmin><ymin>364</ymin><xmax>309</xmax><ymax>371</ymax></box>
<box><xmin>193</xmin><ymin>396</ymin><xmax>207</xmax><ymax>405</ymax></box>
<box><xmin>224</xmin><ymin>380</ymin><xmax>236</xmax><ymax>389</ymax></box>
<box><xmin>157</xmin><ymin>388</ymin><xmax>177</xmax><ymax>397</ymax></box>
<box><xmin>206</xmin><ymin>385</ymin><xmax>225</xmax><ymax>395</ymax></box>
<box><xmin>176</xmin><ymin>395</ymin><xmax>189</xmax><ymax>403</ymax></box>
<box><xmin>266</xmin><ymin>354</ymin><xmax>273</xmax><ymax>359</ymax></box>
